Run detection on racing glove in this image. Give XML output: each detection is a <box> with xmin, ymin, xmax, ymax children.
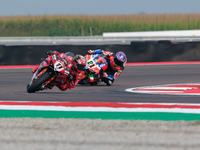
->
<box><xmin>88</xmin><ymin>49</ymin><xmax>103</xmax><ymax>54</ymax></box>
<box><xmin>46</xmin><ymin>50</ymin><xmax>54</xmax><ymax>55</ymax></box>
<box><xmin>87</xmin><ymin>50</ymin><xmax>95</xmax><ymax>54</ymax></box>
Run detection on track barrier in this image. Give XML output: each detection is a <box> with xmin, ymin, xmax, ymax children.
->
<box><xmin>0</xmin><ymin>40</ymin><xmax>200</xmax><ymax>65</ymax></box>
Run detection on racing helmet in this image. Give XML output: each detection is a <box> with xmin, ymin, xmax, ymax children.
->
<box><xmin>114</xmin><ymin>51</ymin><xmax>127</xmax><ymax>66</ymax></box>
<box><xmin>65</xmin><ymin>52</ymin><xmax>75</xmax><ymax>57</ymax></box>
<box><xmin>74</xmin><ymin>55</ymin><xmax>86</xmax><ymax>71</ymax></box>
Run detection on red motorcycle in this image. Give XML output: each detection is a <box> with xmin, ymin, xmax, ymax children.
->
<box><xmin>79</xmin><ymin>53</ymin><xmax>109</xmax><ymax>85</ymax></box>
<box><xmin>27</xmin><ymin>52</ymin><xmax>74</xmax><ymax>93</ymax></box>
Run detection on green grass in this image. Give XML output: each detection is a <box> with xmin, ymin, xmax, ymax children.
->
<box><xmin>0</xmin><ymin>14</ymin><xmax>199</xmax><ymax>36</ymax></box>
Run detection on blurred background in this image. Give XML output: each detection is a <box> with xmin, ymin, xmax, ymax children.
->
<box><xmin>1</xmin><ymin>0</ymin><xmax>200</xmax><ymax>36</ymax></box>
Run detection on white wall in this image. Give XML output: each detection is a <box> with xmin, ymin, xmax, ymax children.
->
<box><xmin>103</xmin><ymin>30</ymin><xmax>200</xmax><ymax>37</ymax></box>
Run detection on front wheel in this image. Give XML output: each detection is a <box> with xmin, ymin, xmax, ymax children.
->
<box><xmin>27</xmin><ymin>72</ymin><xmax>51</xmax><ymax>93</ymax></box>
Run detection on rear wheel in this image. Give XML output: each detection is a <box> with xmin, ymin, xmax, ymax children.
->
<box><xmin>27</xmin><ymin>72</ymin><xmax>51</xmax><ymax>93</ymax></box>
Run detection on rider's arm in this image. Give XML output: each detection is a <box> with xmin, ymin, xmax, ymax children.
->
<box><xmin>88</xmin><ymin>49</ymin><xmax>102</xmax><ymax>54</ymax></box>
<box><xmin>46</xmin><ymin>50</ymin><xmax>59</xmax><ymax>55</ymax></box>
<box><xmin>113</xmin><ymin>70</ymin><xmax>123</xmax><ymax>80</ymax></box>
<box><xmin>67</xmin><ymin>69</ymin><xmax>83</xmax><ymax>90</ymax></box>
<box><xmin>73</xmin><ymin>71</ymin><xmax>86</xmax><ymax>86</ymax></box>
<box><xmin>114</xmin><ymin>65</ymin><xmax>124</xmax><ymax>78</ymax></box>
<box><xmin>105</xmin><ymin>70</ymin><xmax>122</xmax><ymax>81</ymax></box>
<box><xmin>88</xmin><ymin>49</ymin><xmax>113</xmax><ymax>57</ymax></box>
<box><xmin>63</xmin><ymin>63</ymin><xmax>73</xmax><ymax>77</ymax></box>
<box><xmin>105</xmin><ymin>66</ymin><xmax>124</xmax><ymax>81</ymax></box>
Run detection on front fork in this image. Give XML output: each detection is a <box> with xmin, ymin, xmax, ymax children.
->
<box><xmin>31</xmin><ymin>68</ymin><xmax>56</xmax><ymax>89</ymax></box>
<box><xmin>40</xmin><ymin>68</ymin><xmax>57</xmax><ymax>88</ymax></box>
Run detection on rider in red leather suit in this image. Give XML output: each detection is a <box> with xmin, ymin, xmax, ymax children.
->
<box><xmin>33</xmin><ymin>50</ymin><xmax>86</xmax><ymax>91</ymax></box>
<box><xmin>57</xmin><ymin>53</ymin><xmax>86</xmax><ymax>91</ymax></box>
<box><xmin>87</xmin><ymin>49</ymin><xmax>127</xmax><ymax>85</ymax></box>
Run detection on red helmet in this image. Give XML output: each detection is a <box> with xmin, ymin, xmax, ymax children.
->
<box><xmin>74</xmin><ymin>55</ymin><xmax>86</xmax><ymax>71</ymax></box>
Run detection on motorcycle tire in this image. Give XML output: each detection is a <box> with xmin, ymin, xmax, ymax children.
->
<box><xmin>27</xmin><ymin>72</ymin><xmax>51</xmax><ymax>93</ymax></box>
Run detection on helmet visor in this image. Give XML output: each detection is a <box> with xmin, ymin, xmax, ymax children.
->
<box><xmin>114</xmin><ymin>57</ymin><xmax>123</xmax><ymax>66</ymax></box>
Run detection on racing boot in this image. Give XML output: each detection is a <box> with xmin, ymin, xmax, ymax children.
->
<box><xmin>56</xmin><ymin>77</ymin><xmax>69</xmax><ymax>91</ymax></box>
<box><xmin>105</xmin><ymin>79</ymin><xmax>113</xmax><ymax>86</ymax></box>
<box><xmin>102</xmin><ymin>74</ymin><xmax>114</xmax><ymax>86</ymax></box>
<box><xmin>57</xmin><ymin>84</ymin><xmax>68</xmax><ymax>91</ymax></box>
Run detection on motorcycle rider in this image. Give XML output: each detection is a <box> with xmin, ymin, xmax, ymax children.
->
<box><xmin>87</xmin><ymin>49</ymin><xmax>127</xmax><ymax>86</ymax></box>
<box><xmin>64</xmin><ymin>54</ymin><xmax>87</xmax><ymax>90</ymax></box>
<box><xmin>33</xmin><ymin>50</ymin><xmax>86</xmax><ymax>91</ymax></box>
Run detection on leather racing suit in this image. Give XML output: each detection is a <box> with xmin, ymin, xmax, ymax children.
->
<box><xmin>33</xmin><ymin>50</ymin><xmax>86</xmax><ymax>91</ymax></box>
<box><xmin>87</xmin><ymin>49</ymin><xmax>126</xmax><ymax>85</ymax></box>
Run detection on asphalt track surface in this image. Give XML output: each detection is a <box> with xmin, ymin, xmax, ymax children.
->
<box><xmin>2</xmin><ymin>63</ymin><xmax>200</xmax><ymax>150</ymax></box>
<box><xmin>1</xmin><ymin>63</ymin><xmax>200</xmax><ymax>103</ymax></box>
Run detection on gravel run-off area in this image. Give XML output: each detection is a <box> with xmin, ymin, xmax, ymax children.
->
<box><xmin>0</xmin><ymin>118</ymin><xmax>200</xmax><ymax>150</ymax></box>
